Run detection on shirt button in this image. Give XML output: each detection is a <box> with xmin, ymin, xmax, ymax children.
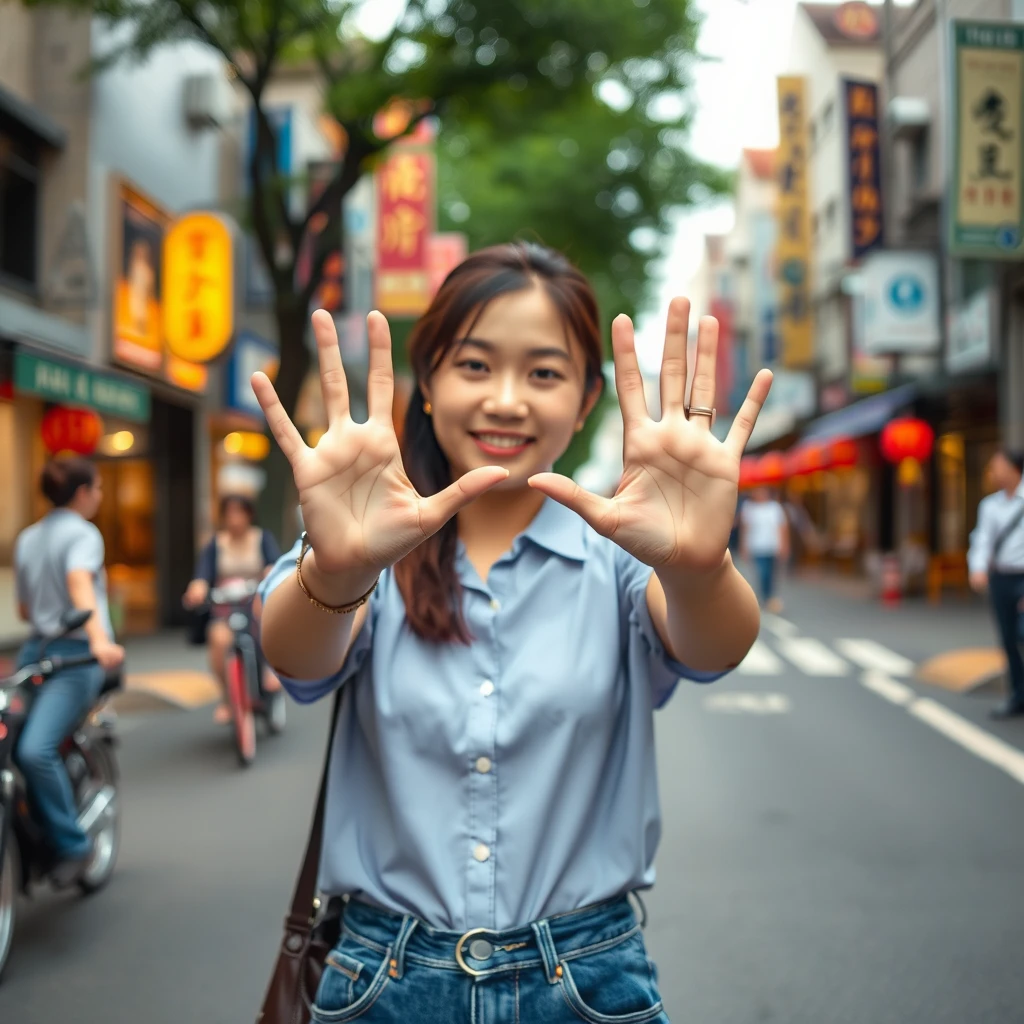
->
<box><xmin>475</xmin><ymin>756</ymin><xmax>492</xmax><ymax>774</ymax></box>
<box><xmin>473</xmin><ymin>843</ymin><xmax>491</xmax><ymax>863</ymax></box>
<box><xmin>480</xmin><ymin>680</ymin><xmax>494</xmax><ymax>697</ymax></box>
<box><xmin>489</xmin><ymin>598</ymin><xmax>501</xmax><ymax>611</ymax></box>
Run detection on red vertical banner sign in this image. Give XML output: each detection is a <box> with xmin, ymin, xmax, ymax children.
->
<box><xmin>375</xmin><ymin>141</ymin><xmax>436</xmax><ymax>316</ymax></box>
<box><xmin>427</xmin><ymin>232</ymin><xmax>468</xmax><ymax>298</ymax></box>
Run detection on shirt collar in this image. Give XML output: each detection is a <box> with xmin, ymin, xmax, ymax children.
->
<box><xmin>521</xmin><ymin>498</ymin><xmax>587</xmax><ymax>562</ymax></box>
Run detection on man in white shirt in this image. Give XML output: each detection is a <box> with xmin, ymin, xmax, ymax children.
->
<box><xmin>968</xmin><ymin>450</ymin><xmax>1024</xmax><ymax>719</ymax></box>
<box><xmin>740</xmin><ymin>487</ymin><xmax>790</xmax><ymax>613</ymax></box>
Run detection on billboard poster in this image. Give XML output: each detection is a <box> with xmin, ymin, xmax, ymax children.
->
<box><xmin>775</xmin><ymin>76</ymin><xmax>814</xmax><ymax>368</ymax></box>
<box><xmin>843</xmin><ymin>79</ymin><xmax>885</xmax><ymax>260</ymax></box>
<box><xmin>951</xmin><ymin>21</ymin><xmax>1024</xmax><ymax>258</ymax></box>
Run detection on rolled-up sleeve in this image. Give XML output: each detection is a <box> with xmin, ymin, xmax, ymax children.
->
<box><xmin>615</xmin><ymin>546</ymin><xmax>726</xmax><ymax>710</ymax></box>
<box><xmin>256</xmin><ymin>541</ymin><xmax>379</xmax><ymax>704</ymax></box>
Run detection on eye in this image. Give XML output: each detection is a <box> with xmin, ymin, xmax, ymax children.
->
<box><xmin>532</xmin><ymin>367</ymin><xmax>565</xmax><ymax>381</ymax></box>
<box><xmin>456</xmin><ymin>359</ymin><xmax>489</xmax><ymax>373</ymax></box>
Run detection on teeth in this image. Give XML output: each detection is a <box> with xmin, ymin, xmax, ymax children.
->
<box><xmin>476</xmin><ymin>434</ymin><xmax>529</xmax><ymax>448</ymax></box>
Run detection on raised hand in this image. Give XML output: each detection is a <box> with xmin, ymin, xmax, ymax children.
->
<box><xmin>529</xmin><ymin>297</ymin><xmax>772</xmax><ymax>575</ymax></box>
<box><xmin>251</xmin><ymin>310</ymin><xmax>508</xmax><ymax>577</ymax></box>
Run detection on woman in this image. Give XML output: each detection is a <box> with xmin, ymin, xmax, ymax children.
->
<box><xmin>183</xmin><ymin>494</ymin><xmax>281</xmax><ymax>724</ymax></box>
<box><xmin>740</xmin><ymin>486</ymin><xmax>790</xmax><ymax>613</ymax></box>
<box><xmin>254</xmin><ymin>244</ymin><xmax>770</xmax><ymax>1023</ymax></box>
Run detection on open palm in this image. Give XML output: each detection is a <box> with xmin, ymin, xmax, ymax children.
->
<box><xmin>251</xmin><ymin>310</ymin><xmax>507</xmax><ymax>577</ymax></box>
<box><xmin>530</xmin><ymin>298</ymin><xmax>772</xmax><ymax>574</ymax></box>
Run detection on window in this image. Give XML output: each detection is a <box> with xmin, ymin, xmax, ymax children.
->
<box><xmin>0</xmin><ymin>131</ymin><xmax>40</xmax><ymax>287</ymax></box>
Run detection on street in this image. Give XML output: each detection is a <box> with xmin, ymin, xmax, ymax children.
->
<box><xmin>3</xmin><ymin>574</ymin><xmax>1024</xmax><ymax>1024</ymax></box>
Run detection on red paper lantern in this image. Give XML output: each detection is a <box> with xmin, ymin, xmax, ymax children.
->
<box><xmin>758</xmin><ymin>451</ymin><xmax>788</xmax><ymax>485</ymax></box>
<box><xmin>788</xmin><ymin>441</ymin><xmax>828</xmax><ymax>476</ymax></box>
<box><xmin>828</xmin><ymin>436</ymin><xmax>858</xmax><ymax>469</ymax></box>
<box><xmin>739</xmin><ymin>456</ymin><xmax>761</xmax><ymax>489</ymax></box>
<box><xmin>40</xmin><ymin>407</ymin><xmax>102</xmax><ymax>455</ymax></box>
<box><xmin>879</xmin><ymin>417</ymin><xmax>934</xmax><ymax>465</ymax></box>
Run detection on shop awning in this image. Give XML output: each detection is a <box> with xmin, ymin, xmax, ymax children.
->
<box><xmin>802</xmin><ymin>383</ymin><xmax>917</xmax><ymax>442</ymax></box>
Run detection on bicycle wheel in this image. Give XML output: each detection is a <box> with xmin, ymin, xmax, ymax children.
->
<box><xmin>226</xmin><ymin>651</ymin><xmax>256</xmax><ymax>768</ymax></box>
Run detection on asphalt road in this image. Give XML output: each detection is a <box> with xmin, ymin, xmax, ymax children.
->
<box><xmin>3</xmin><ymin>575</ymin><xmax>1023</xmax><ymax>1024</ymax></box>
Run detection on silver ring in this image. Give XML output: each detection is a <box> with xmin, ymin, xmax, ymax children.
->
<box><xmin>686</xmin><ymin>405</ymin><xmax>716</xmax><ymax>419</ymax></box>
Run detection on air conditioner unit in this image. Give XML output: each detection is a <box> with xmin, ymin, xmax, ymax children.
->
<box><xmin>887</xmin><ymin>96</ymin><xmax>930</xmax><ymax>141</ymax></box>
<box><xmin>183</xmin><ymin>72</ymin><xmax>231</xmax><ymax>130</ymax></box>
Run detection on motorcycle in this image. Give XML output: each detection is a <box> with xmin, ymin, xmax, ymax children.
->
<box><xmin>209</xmin><ymin>578</ymin><xmax>286</xmax><ymax>768</ymax></box>
<box><xmin>0</xmin><ymin>608</ymin><xmax>122</xmax><ymax>981</ymax></box>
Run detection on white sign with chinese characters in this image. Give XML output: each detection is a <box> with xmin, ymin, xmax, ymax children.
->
<box><xmin>860</xmin><ymin>251</ymin><xmax>941</xmax><ymax>354</ymax></box>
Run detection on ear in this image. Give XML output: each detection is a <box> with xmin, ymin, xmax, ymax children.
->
<box><xmin>578</xmin><ymin>375</ymin><xmax>604</xmax><ymax>425</ymax></box>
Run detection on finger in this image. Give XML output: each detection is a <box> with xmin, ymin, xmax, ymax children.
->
<box><xmin>687</xmin><ymin>315</ymin><xmax>719</xmax><ymax>431</ymax></box>
<box><xmin>611</xmin><ymin>314</ymin><xmax>649</xmax><ymax>430</ymax></box>
<box><xmin>312</xmin><ymin>308</ymin><xmax>350</xmax><ymax>423</ymax></box>
<box><xmin>365</xmin><ymin>311</ymin><xmax>396</xmax><ymax>423</ymax></box>
<box><xmin>251</xmin><ymin>371</ymin><xmax>308</xmax><ymax>465</ymax></box>
<box><xmin>527</xmin><ymin>473</ymin><xmax>618</xmax><ymax>537</ymax></box>
<box><xmin>418</xmin><ymin>466</ymin><xmax>510</xmax><ymax>536</ymax></box>
<box><xmin>659</xmin><ymin>297</ymin><xmax>691</xmax><ymax>417</ymax></box>
<box><xmin>724</xmin><ymin>369</ymin><xmax>774</xmax><ymax>457</ymax></box>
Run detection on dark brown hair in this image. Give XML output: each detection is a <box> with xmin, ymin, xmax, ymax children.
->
<box><xmin>394</xmin><ymin>242</ymin><xmax>604</xmax><ymax>644</ymax></box>
<box><xmin>219</xmin><ymin>493</ymin><xmax>257</xmax><ymax>524</ymax></box>
<box><xmin>40</xmin><ymin>457</ymin><xmax>97</xmax><ymax>508</ymax></box>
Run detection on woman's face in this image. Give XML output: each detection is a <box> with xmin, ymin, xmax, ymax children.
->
<box><xmin>222</xmin><ymin>501</ymin><xmax>252</xmax><ymax>535</ymax></box>
<box><xmin>422</xmin><ymin>284</ymin><xmax>601</xmax><ymax>489</ymax></box>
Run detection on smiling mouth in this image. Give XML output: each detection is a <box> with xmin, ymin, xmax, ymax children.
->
<box><xmin>470</xmin><ymin>432</ymin><xmax>535</xmax><ymax>453</ymax></box>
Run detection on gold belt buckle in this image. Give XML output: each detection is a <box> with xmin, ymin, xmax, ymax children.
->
<box><xmin>454</xmin><ymin>928</ymin><xmax>498</xmax><ymax>978</ymax></box>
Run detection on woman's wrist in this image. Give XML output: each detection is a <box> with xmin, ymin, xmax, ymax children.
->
<box><xmin>301</xmin><ymin>551</ymin><xmax>380</xmax><ymax>608</ymax></box>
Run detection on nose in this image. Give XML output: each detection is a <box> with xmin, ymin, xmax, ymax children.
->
<box><xmin>481</xmin><ymin>371</ymin><xmax>528</xmax><ymax>419</ymax></box>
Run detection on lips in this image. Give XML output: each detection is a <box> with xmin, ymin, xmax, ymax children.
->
<box><xmin>470</xmin><ymin>431</ymin><xmax>535</xmax><ymax>457</ymax></box>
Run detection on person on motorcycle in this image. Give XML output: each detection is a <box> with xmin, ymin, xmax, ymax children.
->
<box><xmin>182</xmin><ymin>494</ymin><xmax>282</xmax><ymax>724</ymax></box>
<box><xmin>12</xmin><ymin>457</ymin><xmax>125</xmax><ymax>887</ymax></box>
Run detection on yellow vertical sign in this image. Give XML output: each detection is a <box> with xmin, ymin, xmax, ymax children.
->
<box><xmin>775</xmin><ymin>76</ymin><xmax>814</xmax><ymax>368</ymax></box>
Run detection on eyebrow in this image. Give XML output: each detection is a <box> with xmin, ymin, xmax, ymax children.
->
<box><xmin>455</xmin><ymin>336</ymin><xmax>573</xmax><ymax>362</ymax></box>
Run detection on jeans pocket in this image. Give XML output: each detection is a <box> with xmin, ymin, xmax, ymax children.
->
<box><xmin>558</xmin><ymin>933</ymin><xmax>665</xmax><ymax>1024</ymax></box>
<box><xmin>311</xmin><ymin>936</ymin><xmax>392</xmax><ymax>1022</ymax></box>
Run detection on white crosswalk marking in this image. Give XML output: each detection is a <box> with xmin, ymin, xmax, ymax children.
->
<box><xmin>835</xmin><ymin>639</ymin><xmax>915</xmax><ymax>677</ymax></box>
<box><xmin>736</xmin><ymin>639</ymin><xmax>784</xmax><ymax>675</ymax></box>
<box><xmin>860</xmin><ymin>670</ymin><xmax>916</xmax><ymax>706</ymax></box>
<box><xmin>704</xmin><ymin>692</ymin><xmax>791</xmax><ymax>714</ymax></box>
<box><xmin>761</xmin><ymin>613</ymin><xmax>800</xmax><ymax>638</ymax></box>
<box><xmin>776</xmin><ymin>637</ymin><xmax>849</xmax><ymax>676</ymax></box>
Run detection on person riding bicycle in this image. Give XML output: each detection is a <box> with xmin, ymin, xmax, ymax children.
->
<box><xmin>183</xmin><ymin>494</ymin><xmax>281</xmax><ymax>724</ymax></box>
<box><xmin>12</xmin><ymin>457</ymin><xmax>124</xmax><ymax>888</ymax></box>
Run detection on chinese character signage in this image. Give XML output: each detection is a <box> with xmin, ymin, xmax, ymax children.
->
<box><xmin>376</xmin><ymin>145</ymin><xmax>436</xmax><ymax>316</ymax></box>
<box><xmin>843</xmin><ymin>80</ymin><xmax>885</xmax><ymax>260</ymax></box>
<box><xmin>775</xmin><ymin>77</ymin><xmax>813</xmax><ymax>369</ymax></box>
<box><xmin>951</xmin><ymin>21</ymin><xmax>1024</xmax><ymax>259</ymax></box>
<box><xmin>163</xmin><ymin>212</ymin><xmax>235</xmax><ymax>363</ymax></box>
<box><xmin>427</xmin><ymin>232</ymin><xmax>468</xmax><ymax>298</ymax></box>
<box><xmin>113</xmin><ymin>183</ymin><xmax>167</xmax><ymax>373</ymax></box>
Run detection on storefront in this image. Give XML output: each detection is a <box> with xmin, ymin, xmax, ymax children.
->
<box><xmin>0</xmin><ymin>345</ymin><xmax>155</xmax><ymax>640</ymax></box>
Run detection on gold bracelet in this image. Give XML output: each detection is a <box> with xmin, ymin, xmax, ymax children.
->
<box><xmin>295</xmin><ymin>532</ymin><xmax>379</xmax><ymax>614</ymax></box>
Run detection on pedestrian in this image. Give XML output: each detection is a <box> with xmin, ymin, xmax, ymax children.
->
<box><xmin>12</xmin><ymin>457</ymin><xmax>125</xmax><ymax>886</ymax></box>
<box><xmin>253</xmin><ymin>243</ymin><xmax>771</xmax><ymax>1024</ymax></box>
<box><xmin>740</xmin><ymin>485</ymin><xmax>790</xmax><ymax>612</ymax></box>
<box><xmin>968</xmin><ymin>449</ymin><xmax>1024</xmax><ymax>720</ymax></box>
<box><xmin>182</xmin><ymin>493</ymin><xmax>282</xmax><ymax>724</ymax></box>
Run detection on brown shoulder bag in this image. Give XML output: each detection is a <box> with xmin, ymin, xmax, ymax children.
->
<box><xmin>256</xmin><ymin>690</ymin><xmax>344</xmax><ymax>1024</ymax></box>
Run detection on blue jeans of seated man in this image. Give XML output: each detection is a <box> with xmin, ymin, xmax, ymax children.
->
<box><xmin>310</xmin><ymin>896</ymin><xmax>669</xmax><ymax>1024</ymax></box>
<box><xmin>753</xmin><ymin>554</ymin><xmax>778</xmax><ymax>604</ymax></box>
<box><xmin>14</xmin><ymin>637</ymin><xmax>104</xmax><ymax>859</ymax></box>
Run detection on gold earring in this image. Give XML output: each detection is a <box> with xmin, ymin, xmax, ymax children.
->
<box><xmin>423</xmin><ymin>401</ymin><xmax>433</xmax><ymax>415</ymax></box>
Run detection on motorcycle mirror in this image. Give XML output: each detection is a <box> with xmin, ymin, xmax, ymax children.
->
<box><xmin>61</xmin><ymin>608</ymin><xmax>93</xmax><ymax>634</ymax></box>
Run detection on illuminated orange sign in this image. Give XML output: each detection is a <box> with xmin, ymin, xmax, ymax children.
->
<box><xmin>163</xmin><ymin>212</ymin><xmax>235</xmax><ymax>363</ymax></box>
<box><xmin>834</xmin><ymin>2</ymin><xmax>878</xmax><ymax>40</ymax></box>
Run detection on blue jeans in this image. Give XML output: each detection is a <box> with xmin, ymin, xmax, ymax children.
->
<box><xmin>312</xmin><ymin>896</ymin><xmax>669</xmax><ymax>1023</ymax></box>
<box><xmin>988</xmin><ymin>571</ymin><xmax>1024</xmax><ymax>709</ymax></box>
<box><xmin>14</xmin><ymin>637</ymin><xmax>104</xmax><ymax>858</ymax></box>
<box><xmin>752</xmin><ymin>554</ymin><xmax>777</xmax><ymax>603</ymax></box>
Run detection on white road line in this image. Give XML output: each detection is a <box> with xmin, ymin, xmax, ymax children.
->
<box><xmin>909</xmin><ymin>698</ymin><xmax>1024</xmax><ymax>786</ymax></box>
<box><xmin>736</xmin><ymin>639</ymin><xmax>784</xmax><ymax>675</ymax></box>
<box><xmin>776</xmin><ymin>636</ymin><xmax>849</xmax><ymax>676</ymax></box>
<box><xmin>704</xmin><ymin>692</ymin><xmax>791</xmax><ymax>714</ymax></box>
<box><xmin>860</xmin><ymin>670</ymin><xmax>916</xmax><ymax>706</ymax></box>
<box><xmin>761</xmin><ymin>613</ymin><xmax>800</xmax><ymax>639</ymax></box>
<box><xmin>836</xmin><ymin>639</ymin><xmax>915</xmax><ymax>677</ymax></box>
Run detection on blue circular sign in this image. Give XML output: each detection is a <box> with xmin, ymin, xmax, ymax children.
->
<box><xmin>996</xmin><ymin>223</ymin><xmax>1020</xmax><ymax>250</ymax></box>
<box><xmin>888</xmin><ymin>274</ymin><xmax>924</xmax><ymax>314</ymax></box>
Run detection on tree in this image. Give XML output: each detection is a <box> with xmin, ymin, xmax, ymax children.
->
<box><xmin>33</xmin><ymin>0</ymin><xmax>718</xmax><ymax>537</ymax></box>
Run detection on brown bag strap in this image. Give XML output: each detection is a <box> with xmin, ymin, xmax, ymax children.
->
<box><xmin>284</xmin><ymin>687</ymin><xmax>344</xmax><ymax>933</ymax></box>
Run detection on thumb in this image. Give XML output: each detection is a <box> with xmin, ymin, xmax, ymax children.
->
<box><xmin>418</xmin><ymin>466</ymin><xmax>510</xmax><ymax>537</ymax></box>
<box><xmin>528</xmin><ymin>473</ymin><xmax>617</xmax><ymax>536</ymax></box>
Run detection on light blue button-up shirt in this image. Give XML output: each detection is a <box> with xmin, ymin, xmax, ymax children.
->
<box><xmin>259</xmin><ymin>498</ymin><xmax>724</xmax><ymax>932</ymax></box>
<box><xmin>968</xmin><ymin>482</ymin><xmax>1024</xmax><ymax>574</ymax></box>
